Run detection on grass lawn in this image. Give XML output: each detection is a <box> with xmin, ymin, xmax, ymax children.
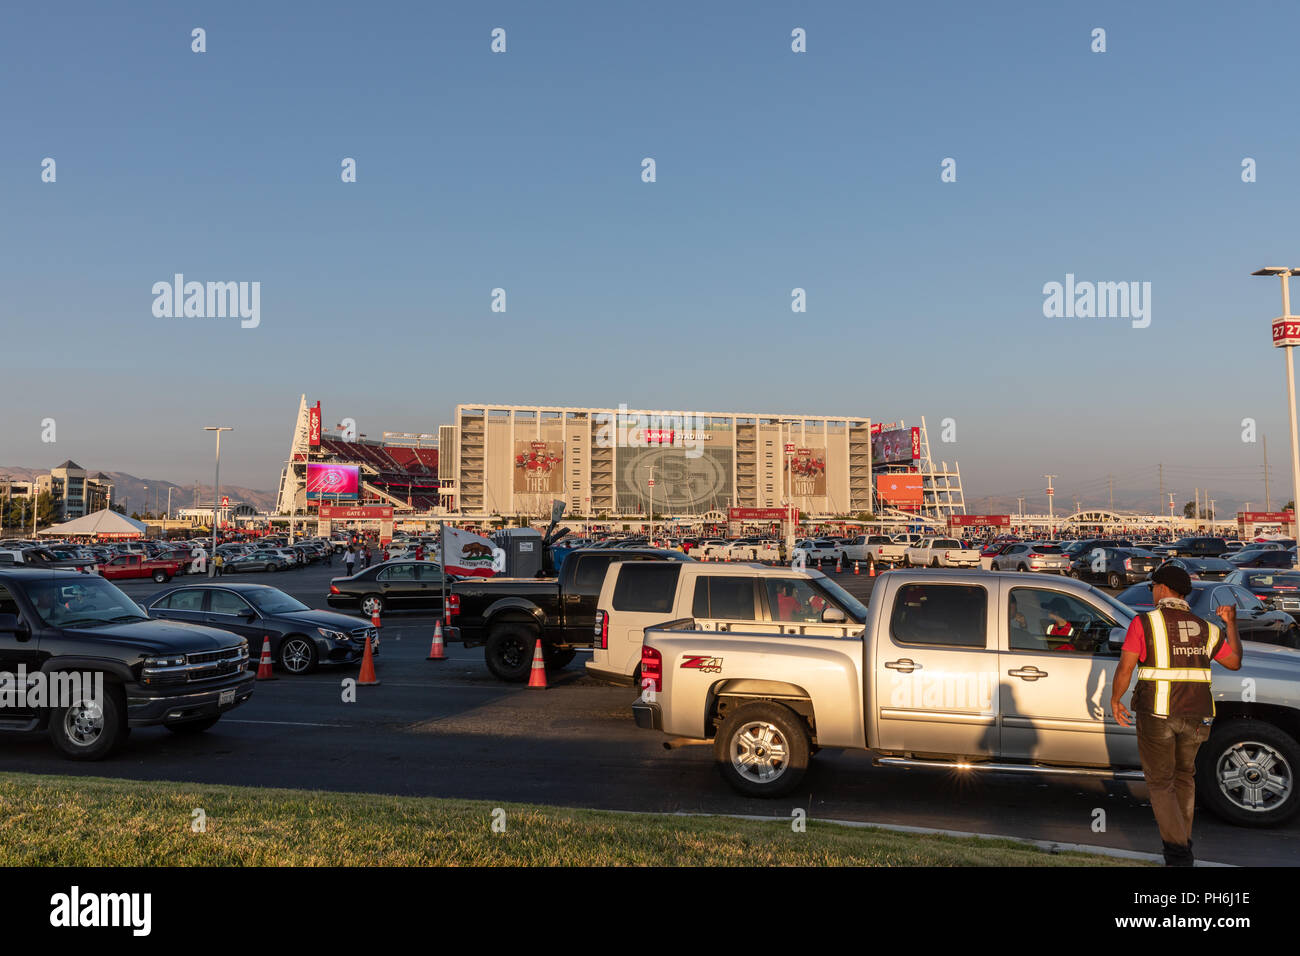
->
<box><xmin>0</xmin><ymin>772</ymin><xmax>1144</xmax><ymax>866</ymax></box>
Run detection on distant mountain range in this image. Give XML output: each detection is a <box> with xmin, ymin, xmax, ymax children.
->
<box><xmin>0</xmin><ymin>467</ymin><xmax>277</xmax><ymax>515</ymax></box>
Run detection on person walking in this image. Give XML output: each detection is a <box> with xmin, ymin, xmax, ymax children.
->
<box><xmin>325</xmin><ymin>545</ymin><xmax>332</xmax><ymax>567</ymax></box>
<box><xmin>343</xmin><ymin>545</ymin><xmax>356</xmax><ymax>576</ymax></box>
<box><xmin>1110</xmin><ymin>564</ymin><xmax>1242</xmax><ymax>866</ymax></box>
<box><xmin>362</xmin><ymin>545</ymin><xmax>371</xmax><ymax>569</ymax></box>
<box><xmin>213</xmin><ymin>552</ymin><xmax>224</xmax><ymax>577</ymax></box>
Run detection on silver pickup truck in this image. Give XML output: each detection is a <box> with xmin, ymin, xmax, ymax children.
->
<box><xmin>634</xmin><ymin>569</ymin><xmax>1300</xmax><ymax>827</ymax></box>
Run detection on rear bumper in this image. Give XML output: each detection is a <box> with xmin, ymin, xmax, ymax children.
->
<box><xmin>632</xmin><ymin>700</ymin><xmax>663</xmax><ymax>731</ymax></box>
<box><xmin>125</xmin><ymin>674</ymin><xmax>255</xmax><ymax>727</ymax></box>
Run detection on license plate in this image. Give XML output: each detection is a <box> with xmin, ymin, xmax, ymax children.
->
<box><xmin>219</xmin><ymin>688</ymin><xmax>235</xmax><ymax>707</ymax></box>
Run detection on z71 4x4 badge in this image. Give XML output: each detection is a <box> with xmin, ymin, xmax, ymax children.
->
<box><xmin>681</xmin><ymin>655</ymin><xmax>722</xmax><ymax>673</ymax></box>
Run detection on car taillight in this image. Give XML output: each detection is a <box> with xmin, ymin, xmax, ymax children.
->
<box><xmin>1124</xmin><ymin>558</ymin><xmax>1132</xmax><ymax>570</ymax></box>
<box><xmin>594</xmin><ymin>609</ymin><xmax>609</xmax><ymax>649</ymax></box>
<box><xmin>446</xmin><ymin>594</ymin><xmax>460</xmax><ymax>616</ymax></box>
<box><xmin>329</xmin><ymin>584</ymin><xmax>340</xmax><ymax>594</ymax></box>
<box><xmin>641</xmin><ymin>645</ymin><xmax>662</xmax><ymax>691</ymax></box>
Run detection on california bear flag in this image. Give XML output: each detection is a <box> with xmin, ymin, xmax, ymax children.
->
<box><xmin>440</xmin><ymin>527</ymin><xmax>501</xmax><ymax>578</ymax></box>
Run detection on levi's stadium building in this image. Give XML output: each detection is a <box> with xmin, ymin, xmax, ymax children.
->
<box><xmin>276</xmin><ymin>398</ymin><xmax>967</xmax><ymax>525</ymax></box>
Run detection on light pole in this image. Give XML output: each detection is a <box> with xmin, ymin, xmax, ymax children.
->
<box><xmin>1252</xmin><ymin>267</ymin><xmax>1300</xmax><ymax>563</ymax></box>
<box><xmin>204</xmin><ymin>427</ymin><xmax>233</xmax><ymax>576</ymax></box>
<box><xmin>166</xmin><ymin>487</ymin><xmax>173</xmax><ymax>521</ymax></box>
<box><xmin>1043</xmin><ymin>475</ymin><xmax>1057</xmax><ymax>534</ymax></box>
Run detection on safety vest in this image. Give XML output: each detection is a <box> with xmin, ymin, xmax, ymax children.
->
<box><xmin>1133</xmin><ymin>605</ymin><xmax>1222</xmax><ymax>718</ymax></box>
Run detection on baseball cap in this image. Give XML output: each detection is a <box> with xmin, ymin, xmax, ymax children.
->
<box><xmin>1151</xmin><ymin>563</ymin><xmax>1193</xmax><ymax>596</ymax></box>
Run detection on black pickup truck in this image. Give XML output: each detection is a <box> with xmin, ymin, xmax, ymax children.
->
<box><xmin>449</xmin><ymin>548</ymin><xmax>692</xmax><ymax>681</ymax></box>
<box><xmin>0</xmin><ymin>568</ymin><xmax>254</xmax><ymax>759</ymax></box>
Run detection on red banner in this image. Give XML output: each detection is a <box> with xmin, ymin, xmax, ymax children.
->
<box><xmin>309</xmin><ymin>402</ymin><xmax>321</xmax><ymax>448</ymax></box>
<box><xmin>1238</xmin><ymin>511</ymin><xmax>1294</xmax><ymax>522</ymax></box>
<box><xmin>948</xmin><ymin>514</ymin><xmax>1011</xmax><ymax>527</ymax></box>
<box><xmin>729</xmin><ymin>508</ymin><xmax>799</xmax><ymax>521</ymax></box>
<box><xmin>319</xmin><ymin>505</ymin><xmax>393</xmax><ymax>519</ymax></box>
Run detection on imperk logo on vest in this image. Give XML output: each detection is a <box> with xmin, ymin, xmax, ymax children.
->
<box><xmin>49</xmin><ymin>886</ymin><xmax>151</xmax><ymax>936</ymax></box>
<box><xmin>152</xmin><ymin>274</ymin><xmax>260</xmax><ymax>328</ymax></box>
<box><xmin>1042</xmin><ymin>274</ymin><xmax>1150</xmax><ymax>329</ymax></box>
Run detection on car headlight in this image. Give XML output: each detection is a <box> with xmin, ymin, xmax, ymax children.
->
<box><xmin>317</xmin><ymin>627</ymin><xmax>348</xmax><ymax>642</ymax></box>
<box><xmin>144</xmin><ymin>655</ymin><xmax>187</xmax><ymax>667</ymax></box>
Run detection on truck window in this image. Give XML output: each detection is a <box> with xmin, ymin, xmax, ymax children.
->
<box><xmin>890</xmin><ymin>584</ymin><xmax>987</xmax><ymax>648</ymax></box>
<box><xmin>0</xmin><ymin>586</ymin><xmax>18</xmax><ymax>616</ymax></box>
<box><xmin>611</xmin><ymin>563</ymin><xmax>682</xmax><ymax>614</ymax></box>
<box><xmin>764</xmin><ymin>578</ymin><xmax>830</xmax><ymax>623</ymax></box>
<box><xmin>691</xmin><ymin>576</ymin><xmax>758</xmax><ymax>620</ymax></box>
<box><xmin>573</xmin><ymin>555</ymin><xmax>614</xmax><ymax>592</ymax></box>
<box><xmin>1008</xmin><ymin>588</ymin><xmax>1118</xmax><ymax>654</ymax></box>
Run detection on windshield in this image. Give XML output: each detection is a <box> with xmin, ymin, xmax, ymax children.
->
<box><xmin>1247</xmin><ymin>572</ymin><xmax>1300</xmax><ymax>588</ymax></box>
<box><xmin>810</xmin><ymin>575</ymin><xmax>869</xmax><ymax>623</ymax></box>
<box><xmin>245</xmin><ymin>588</ymin><xmax>310</xmax><ymax>614</ymax></box>
<box><xmin>25</xmin><ymin>577</ymin><xmax>148</xmax><ymax>628</ymax></box>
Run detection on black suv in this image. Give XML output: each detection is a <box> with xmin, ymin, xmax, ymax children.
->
<box><xmin>0</xmin><ymin>569</ymin><xmax>254</xmax><ymax>760</ymax></box>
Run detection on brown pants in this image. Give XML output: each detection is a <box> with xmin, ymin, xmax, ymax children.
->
<box><xmin>1136</xmin><ymin>712</ymin><xmax>1212</xmax><ymax>846</ymax></box>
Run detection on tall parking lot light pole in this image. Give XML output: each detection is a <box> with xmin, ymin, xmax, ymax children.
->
<box><xmin>204</xmin><ymin>427</ymin><xmax>233</xmax><ymax>576</ymax></box>
<box><xmin>1252</xmin><ymin>268</ymin><xmax>1300</xmax><ymax>564</ymax></box>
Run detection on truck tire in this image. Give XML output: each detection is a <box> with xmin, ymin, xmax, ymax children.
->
<box><xmin>166</xmin><ymin>715</ymin><xmax>221</xmax><ymax>734</ymax></box>
<box><xmin>714</xmin><ymin>701</ymin><xmax>810</xmax><ymax>798</ymax></box>
<box><xmin>485</xmin><ymin>624</ymin><xmax>538</xmax><ymax>682</ymax></box>
<box><xmin>930</xmin><ymin>558</ymin><xmax>940</xmax><ymax>568</ymax></box>
<box><xmin>49</xmin><ymin>682</ymin><xmax>126</xmax><ymax>761</ymax></box>
<box><xmin>152</xmin><ymin>570</ymin><xmax>170</xmax><ymax>583</ymax></box>
<box><xmin>1195</xmin><ymin>719</ymin><xmax>1300</xmax><ymax>827</ymax></box>
<box><xmin>543</xmin><ymin>646</ymin><xmax>577</xmax><ymax>670</ymax></box>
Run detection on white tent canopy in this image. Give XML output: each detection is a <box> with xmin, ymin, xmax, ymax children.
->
<box><xmin>39</xmin><ymin>508</ymin><xmax>147</xmax><ymax>539</ymax></box>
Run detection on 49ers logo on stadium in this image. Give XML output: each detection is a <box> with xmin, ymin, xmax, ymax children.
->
<box><xmin>681</xmin><ymin>655</ymin><xmax>723</xmax><ymax>673</ymax></box>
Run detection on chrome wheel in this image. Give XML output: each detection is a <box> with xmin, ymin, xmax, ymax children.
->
<box><xmin>360</xmin><ymin>596</ymin><xmax>383</xmax><ymax>616</ymax></box>
<box><xmin>730</xmin><ymin>720</ymin><xmax>790</xmax><ymax>784</ymax></box>
<box><xmin>280</xmin><ymin>637</ymin><xmax>315</xmax><ymax>674</ymax></box>
<box><xmin>1216</xmin><ymin>741</ymin><xmax>1293</xmax><ymax>814</ymax></box>
<box><xmin>63</xmin><ymin>698</ymin><xmax>105</xmax><ymax>747</ymax></box>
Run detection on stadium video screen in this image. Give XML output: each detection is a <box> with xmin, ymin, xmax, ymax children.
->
<box><xmin>615</xmin><ymin>446</ymin><xmax>733</xmax><ymax>514</ymax></box>
<box><xmin>306</xmin><ymin>463</ymin><xmax>360</xmax><ymax>499</ymax></box>
<box><xmin>872</xmin><ymin>427</ymin><xmax>918</xmax><ymax>466</ymax></box>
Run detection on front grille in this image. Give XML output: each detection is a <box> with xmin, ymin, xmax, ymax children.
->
<box><xmin>185</xmin><ymin>645</ymin><xmax>248</xmax><ymax>682</ymax></box>
<box><xmin>350</xmin><ymin>627</ymin><xmax>378</xmax><ymax>642</ymax></box>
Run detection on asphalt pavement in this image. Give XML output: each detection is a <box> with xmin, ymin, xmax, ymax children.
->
<box><xmin>2</xmin><ymin>559</ymin><xmax>1295</xmax><ymax>866</ymax></box>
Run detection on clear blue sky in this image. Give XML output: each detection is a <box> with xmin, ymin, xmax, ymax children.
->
<box><xmin>3</xmin><ymin>1</ymin><xmax>1298</xmax><ymax>513</ymax></box>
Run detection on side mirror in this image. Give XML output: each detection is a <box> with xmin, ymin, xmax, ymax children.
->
<box><xmin>822</xmin><ymin>606</ymin><xmax>847</xmax><ymax>624</ymax></box>
<box><xmin>1108</xmin><ymin>626</ymin><xmax>1127</xmax><ymax>650</ymax></box>
<box><xmin>138</xmin><ymin>603</ymin><xmax>150</xmax><ymax>615</ymax></box>
<box><xmin>239</xmin><ymin>608</ymin><xmax>256</xmax><ymax>619</ymax></box>
<box><xmin>0</xmin><ymin>613</ymin><xmax>30</xmax><ymax>638</ymax></box>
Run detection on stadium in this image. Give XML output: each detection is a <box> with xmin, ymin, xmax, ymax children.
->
<box><xmin>274</xmin><ymin>397</ymin><xmax>967</xmax><ymax>525</ymax></box>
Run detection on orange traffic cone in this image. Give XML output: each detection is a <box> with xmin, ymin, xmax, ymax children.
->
<box><xmin>427</xmin><ymin>620</ymin><xmax>447</xmax><ymax>661</ymax></box>
<box><xmin>835</xmin><ymin>555</ymin><xmax>843</xmax><ymax>573</ymax></box>
<box><xmin>854</xmin><ymin>560</ymin><xmax>860</xmax><ymax>575</ymax></box>
<box><xmin>370</xmin><ymin>609</ymin><xmax>381</xmax><ymax>630</ymax></box>
<box><xmin>357</xmin><ymin>635</ymin><xmax>380</xmax><ymax>685</ymax></box>
<box><xmin>255</xmin><ymin>636</ymin><xmax>277</xmax><ymax>681</ymax></box>
<box><xmin>527</xmin><ymin>639</ymin><xmax>548</xmax><ymax>689</ymax></box>
<box><xmin>869</xmin><ymin>561</ymin><xmax>877</xmax><ymax>577</ymax></box>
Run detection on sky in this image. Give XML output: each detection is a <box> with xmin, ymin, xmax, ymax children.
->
<box><xmin>2</xmin><ymin>1</ymin><xmax>1299</xmax><ymax>515</ymax></box>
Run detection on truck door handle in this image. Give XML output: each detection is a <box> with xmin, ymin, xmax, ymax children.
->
<box><xmin>565</xmin><ymin>595</ymin><xmax>581</xmax><ymax>603</ymax></box>
<box><xmin>1008</xmin><ymin>666</ymin><xmax>1048</xmax><ymax>681</ymax></box>
<box><xmin>884</xmin><ymin>659</ymin><xmax>919</xmax><ymax>673</ymax></box>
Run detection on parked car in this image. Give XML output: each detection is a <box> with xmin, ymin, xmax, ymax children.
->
<box><xmin>1223</xmin><ymin>570</ymin><xmax>1300</xmax><ymax>622</ymax></box>
<box><xmin>328</xmin><ymin>561</ymin><xmax>458</xmax><ymax>618</ymax></box>
<box><xmin>1158</xmin><ymin>556</ymin><xmax>1236</xmax><ymax>582</ymax></box>
<box><xmin>795</xmin><ymin>539</ymin><xmax>845</xmax><ymax>565</ymax></box>
<box><xmin>990</xmin><ymin>542</ymin><xmax>1070</xmax><ymax>574</ymax></box>
<box><xmin>146</xmin><ymin>582</ymin><xmax>378</xmax><ymax>674</ymax></box>
<box><xmin>1114</xmin><ymin>580</ymin><xmax>1300</xmax><ymax>649</ymax></box>
<box><xmin>1069</xmin><ymin>547</ymin><xmax>1161</xmax><ymax>587</ymax></box>
<box><xmin>223</xmin><ymin>551</ymin><xmax>288</xmax><ymax>573</ymax></box>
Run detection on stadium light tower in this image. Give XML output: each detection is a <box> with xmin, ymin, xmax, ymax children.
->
<box><xmin>204</xmin><ymin>427</ymin><xmax>233</xmax><ymax>576</ymax></box>
<box><xmin>1252</xmin><ymin>267</ymin><xmax>1300</xmax><ymax>566</ymax></box>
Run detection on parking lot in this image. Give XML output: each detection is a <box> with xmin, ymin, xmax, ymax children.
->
<box><xmin>1</xmin><ymin>558</ymin><xmax>1294</xmax><ymax>866</ymax></box>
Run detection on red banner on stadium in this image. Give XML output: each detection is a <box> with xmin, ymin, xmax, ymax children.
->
<box><xmin>318</xmin><ymin>505</ymin><xmax>393</xmax><ymax>519</ymax></box>
<box><xmin>729</xmin><ymin>508</ymin><xmax>799</xmax><ymax>522</ymax></box>
<box><xmin>308</xmin><ymin>402</ymin><xmax>321</xmax><ymax>448</ymax></box>
<box><xmin>1238</xmin><ymin>511</ymin><xmax>1294</xmax><ymax>522</ymax></box>
<box><xmin>948</xmin><ymin>514</ymin><xmax>1011</xmax><ymax>527</ymax></box>
<box><xmin>877</xmin><ymin>474</ymin><xmax>923</xmax><ymax>505</ymax></box>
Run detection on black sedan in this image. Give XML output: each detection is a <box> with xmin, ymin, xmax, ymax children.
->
<box><xmin>145</xmin><ymin>582</ymin><xmax>378</xmax><ymax>674</ymax></box>
<box><xmin>1224</xmin><ymin>570</ymin><xmax>1300</xmax><ymax>622</ymax></box>
<box><xmin>1225</xmin><ymin>548</ymin><xmax>1298</xmax><ymax>570</ymax></box>
<box><xmin>1114</xmin><ymin>580</ymin><xmax>1300</xmax><ymax>649</ymax></box>
<box><xmin>1069</xmin><ymin>547</ymin><xmax>1161</xmax><ymax>588</ymax></box>
<box><xmin>1158</xmin><ymin>556</ymin><xmax>1236</xmax><ymax>582</ymax></box>
<box><xmin>327</xmin><ymin>560</ymin><xmax>459</xmax><ymax>616</ymax></box>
